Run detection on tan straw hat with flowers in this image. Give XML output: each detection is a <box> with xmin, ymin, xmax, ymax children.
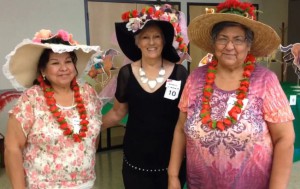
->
<box><xmin>2</xmin><ymin>29</ymin><xmax>100</xmax><ymax>91</ymax></box>
<box><xmin>188</xmin><ymin>0</ymin><xmax>280</xmax><ymax>57</ymax></box>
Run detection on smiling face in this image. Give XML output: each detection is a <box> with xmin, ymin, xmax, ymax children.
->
<box><xmin>42</xmin><ymin>52</ymin><xmax>77</xmax><ymax>89</ymax></box>
<box><xmin>213</xmin><ymin>26</ymin><xmax>251</xmax><ymax>69</ymax></box>
<box><xmin>135</xmin><ymin>24</ymin><xmax>164</xmax><ymax>60</ymax></box>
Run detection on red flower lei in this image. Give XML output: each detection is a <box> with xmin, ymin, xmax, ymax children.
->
<box><xmin>200</xmin><ymin>54</ymin><xmax>256</xmax><ymax>131</ymax></box>
<box><xmin>38</xmin><ymin>75</ymin><xmax>89</xmax><ymax>142</ymax></box>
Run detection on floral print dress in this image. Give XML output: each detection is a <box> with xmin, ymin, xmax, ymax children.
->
<box><xmin>179</xmin><ymin>64</ymin><xmax>294</xmax><ymax>189</ymax></box>
<box><xmin>10</xmin><ymin>84</ymin><xmax>102</xmax><ymax>189</ymax></box>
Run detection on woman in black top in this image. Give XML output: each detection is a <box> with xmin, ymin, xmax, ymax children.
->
<box><xmin>102</xmin><ymin>6</ymin><xmax>188</xmax><ymax>189</ymax></box>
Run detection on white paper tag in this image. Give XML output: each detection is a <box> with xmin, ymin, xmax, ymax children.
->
<box><xmin>70</xmin><ymin>115</ymin><xmax>81</xmax><ymax>134</ymax></box>
<box><xmin>164</xmin><ymin>79</ymin><xmax>181</xmax><ymax>100</ymax></box>
<box><xmin>289</xmin><ymin>95</ymin><xmax>297</xmax><ymax>105</ymax></box>
<box><xmin>224</xmin><ymin>94</ymin><xmax>248</xmax><ymax>120</ymax></box>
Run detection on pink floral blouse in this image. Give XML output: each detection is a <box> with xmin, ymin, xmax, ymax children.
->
<box><xmin>10</xmin><ymin>84</ymin><xmax>102</xmax><ymax>189</ymax></box>
<box><xmin>179</xmin><ymin>64</ymin><xmax>294</xmax><ymax>189</ymax></box>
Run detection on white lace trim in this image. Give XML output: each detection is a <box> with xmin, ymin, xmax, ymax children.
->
<box><xmin>2</xmin><ymin>39</ymin><xmax>100</xmax><ymax>91</ymax></box>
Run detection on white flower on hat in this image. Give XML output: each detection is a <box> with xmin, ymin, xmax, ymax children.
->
<box><xmin>169</xmin><ymin>13</ymin><xmax>178</xmax><ymax>23</ymax></box>
<box><xmin>126</xmin><ymin>17</ymin><xmax>145</xmax><ymax>32</ymax></box>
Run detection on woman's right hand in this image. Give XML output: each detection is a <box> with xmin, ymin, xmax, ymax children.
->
<box><xmin>168</xmin><ymin>176</ymin><xmax>181</xmax><ymax>189</ymax></box>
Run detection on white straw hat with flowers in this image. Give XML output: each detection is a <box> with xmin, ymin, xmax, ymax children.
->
<box><xmin>2</xmin><ymin>29</ymin><xmax>100</xmax><ymax>91</ymax></box>
<box><xmin>188</xmin><ymin>0</ymin><xmax>280</xmax><ymax>57</ymax></box>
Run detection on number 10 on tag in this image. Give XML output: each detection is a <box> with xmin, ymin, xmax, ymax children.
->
<box><xmin>164</xmin><ymin>79</ymin><xmax>181</xmax><ymax>100</ymax></box>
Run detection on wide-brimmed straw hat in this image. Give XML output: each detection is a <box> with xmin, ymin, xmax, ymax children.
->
<box><xmin>2</xmin><ymin>29</ymin><xmax>100</xmax><ymax>91</ymax></box>
<box><xmin>188</xmin><ymin>0</ymin><xmax>280</xmax><ymax>57</ymax></box>
<box><xmin>115</xmin><ymin>5</ymin><xmax>189</xmax><ymax>63</ymax></box>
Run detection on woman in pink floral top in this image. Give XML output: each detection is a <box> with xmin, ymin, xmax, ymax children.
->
<box><xmin>3</xmin><ymin>29</ymin><xmax>101</xmax><ymax>189</ymax></box>
<box><xmin>168</xmin><ymin>1</ymin><xmax>295</xmax><ymax>189</ymax></box>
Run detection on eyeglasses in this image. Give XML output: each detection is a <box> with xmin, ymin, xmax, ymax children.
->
<box><xmin>215</xmin><ymin>37</ymin><xmax>247</xmax><ymax>46</ymax></box>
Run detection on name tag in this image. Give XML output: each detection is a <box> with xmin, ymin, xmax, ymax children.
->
<box><xmin>164</xmin><ymin>79</ymin><xmax>181</xmax><ymax>100</ymax></box>
<box><xmin>70</xmin><ymin>115</ymin><xmax>81</xmax><ymax>134</ymax></box>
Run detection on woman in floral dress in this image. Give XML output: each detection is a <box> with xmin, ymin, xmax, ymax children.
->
<box><xmin>168</xmin><ymin>0</ymin><xmax>295</xmax><ymax>189</ymax></box>
<box><xmin>3</xmin><ymin>29</ymin><xmax>101</xmax><ymax>189</ymax></box>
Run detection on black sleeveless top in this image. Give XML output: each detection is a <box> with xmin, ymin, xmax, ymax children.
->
<box><xmin>115</xmin><ymin>63</ymin><xmax>188</xmax><ymax>171</ymax></box>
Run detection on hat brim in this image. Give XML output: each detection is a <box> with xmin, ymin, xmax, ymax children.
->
<box><xmin>3</xmin><ymin>39</ymin><xmax>100</xmax><ymax>91</ymax></box>
<box><xmin>188</xmin><ymin>13</ymin><xmax>281</xmax><ymax>57</ymax></box>
<box><xmin>115</xmin><ymin>20</ymin><xmax>180</xmax><ymax>63</ymax></box>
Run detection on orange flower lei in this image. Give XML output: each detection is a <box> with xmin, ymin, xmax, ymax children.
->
<box><xmin>38</xmin><ymin>75</ymin><xmax>89</xmax><ymax>142</ymax></box>
<box><xmin>200</xmin><ymin>54</ymin><xmax>256</xmax><ymax>131</ymax></box>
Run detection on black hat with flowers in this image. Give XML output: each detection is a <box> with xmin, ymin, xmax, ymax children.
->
<box><xmin>115</xmin><ymin>6</ymin><xmax>188</xmax><ymax>63</ymax></box>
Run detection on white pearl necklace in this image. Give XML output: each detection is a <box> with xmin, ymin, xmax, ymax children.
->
<box><xmin>138</xmin><ymin>60</ymin><xmax>166</xmax><ymax>89</ymax></box>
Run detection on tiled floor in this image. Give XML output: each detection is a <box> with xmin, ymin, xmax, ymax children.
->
<box><xmin>0</xmin><ymin>148</ymin><xmax>299</xmax><ymax>189</ymax></box>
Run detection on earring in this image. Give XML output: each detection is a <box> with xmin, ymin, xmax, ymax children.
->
<box><xmin>42</xmin><ymin>74</ymin><xmax>46</xmax><ymax>80</ymax></box>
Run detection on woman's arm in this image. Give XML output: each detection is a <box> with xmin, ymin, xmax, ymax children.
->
<box><xmin>168</xmin><ymin>111</ymin><xmax>187</xmax><ymax>189</ymax></box>
<box><xmin>268</xmin><ymin>121</ymin><xmax>295</xmax><ymax>189</ymax></box>
<box><xmin>101</xmin><ymin>98</ymin><xmax>128</xmax><ymax>131</ymax></box>
<box><xmin>4</xmin><ymin>114</ymin><xmax>27</xmax><ymax>189</ymax></box>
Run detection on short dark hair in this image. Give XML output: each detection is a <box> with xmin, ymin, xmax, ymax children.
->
<box><xmin>33</xmin><ymin>47</ymin><xmax>78</xmax><ymax>85</ymax></box>
<box><xmin>211</xmin><ymin>21</ymin><xmax>254</xmax><ymax>44</ymax></box>
<box><xmin>37</xmin><ymin>49</ymin><xmax>77</xmax><ymax>71</ymax></box>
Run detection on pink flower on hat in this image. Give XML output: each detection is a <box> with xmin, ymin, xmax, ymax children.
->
<box><xmin>31</xmin><ymin>29</ymin><xmax>78</xmax><ymax>45</ymax></box>
<box><xmin>159</xmin><ymin>13</ymin><xmax>170</xmax><ymax>21</ymax></box>
<box><xmin>57</xmin><ymin>30</ymin><xmax>70</xmax><ymax>42</ymax></box>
